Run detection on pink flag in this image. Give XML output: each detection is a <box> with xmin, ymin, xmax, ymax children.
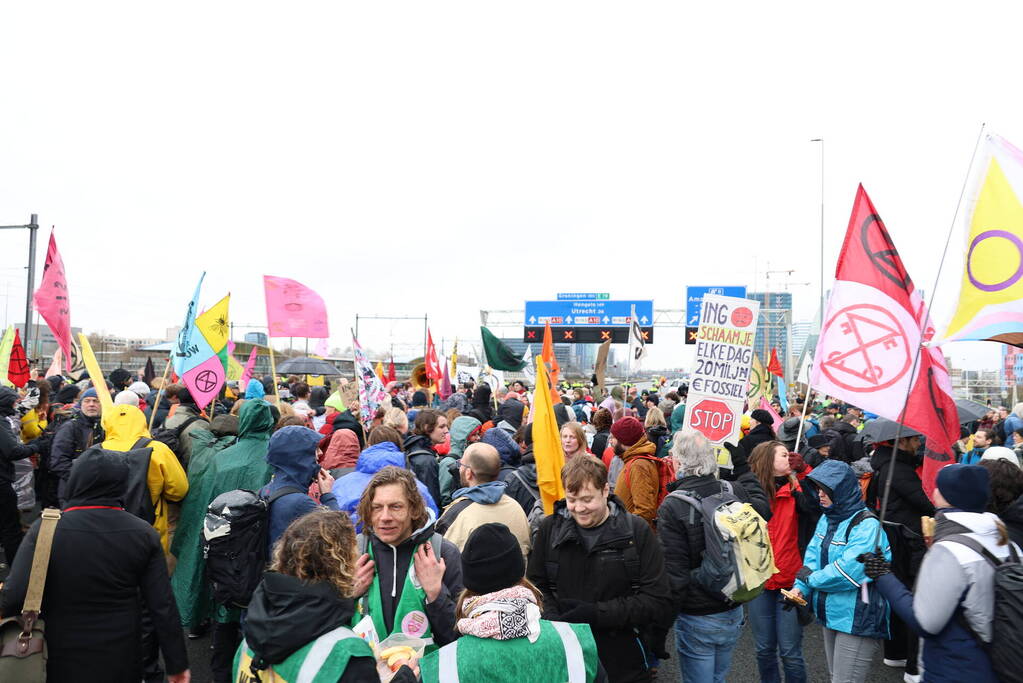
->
<box><xmin>263</xmin><ymin>275</ymin><xmax>329</xmax><ymax>338</ymax></box>
<box><xmin>758</xmin><ymin>396</ymin><xmax>784</xmax><ymax>432</ymax></box>
<box><xmin>314</xmin><ymin>337</ymin><xmax>329</xmax><ymax>357</ymax></box>
<box><xmin>240</xmin><ymin>347</ymin><xmax>259</xmax><ymax>390</ymax></box>
<box><xmin>45</xmin><ymin>349</ymin><xmax>62</xmax><ymax>378</ymax></box>
<box><xmin>33</xmin><ymin>229</ymin><xmax>72</xmax><ymax>371</ymax></box>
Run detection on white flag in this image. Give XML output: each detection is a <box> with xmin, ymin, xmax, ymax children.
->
<box><xmin>521</xmin><ymin>344</ymin><xmax>536</xmax><ymax>382</ymax></box>
<box><xmin>629</xmin><ymin>305</ymin><xmax>647</xmax><ymax>367</ymax></box>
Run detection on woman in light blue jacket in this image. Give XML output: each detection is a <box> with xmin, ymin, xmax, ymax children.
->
<box><xmin>790</xmin><ymin>459</ymin><xmax>891</xmax><ymax>683</ymax></box>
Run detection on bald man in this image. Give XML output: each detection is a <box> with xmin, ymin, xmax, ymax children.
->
<box><xmin>435</xmin><ymin>442</ymin><xmax>531</xmax><ymax>556</ymax></box>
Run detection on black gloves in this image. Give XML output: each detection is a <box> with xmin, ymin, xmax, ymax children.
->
<box><xmin>795</xmin><ymin>566</ymin><xmax>813</xmax><ymax>582</ymax></box>
<box><xmin>558</xmin><ymin>599</ymin><xmax>599</xmax><ymax>625</ymax></box>
<box><xmin>857</xmin><ymin>553</ymin><xmax>891</xmax><ymax>579</ymax></box>
<box><xmin>721</xmin><ymin>442</ymin><xmax>749</xmax><ymax>481</ymax></box>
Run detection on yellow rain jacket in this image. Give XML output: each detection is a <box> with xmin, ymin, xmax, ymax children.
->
<box><xmin>102</xmin><ymin>404</ymin><xmax>189</xmax><ymax>553</ymax></box>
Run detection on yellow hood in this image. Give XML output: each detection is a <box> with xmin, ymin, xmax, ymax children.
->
<box><xmin>102</xmin><ymin>404</ymin><xmax>151</xmax><ymax>451</ymax></box>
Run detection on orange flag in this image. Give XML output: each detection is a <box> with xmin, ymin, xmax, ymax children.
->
<box><xmin>541</xmin><ymin>321</ymin><xmax>561</xmax><ymax>404</ymax></box>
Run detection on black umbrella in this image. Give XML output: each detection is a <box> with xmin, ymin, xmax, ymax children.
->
<box><xmin>275</xmin><ymin>356</ymin><xmax>342</xmax><ymax>376</ymax></box>
<box><xmin>955</xmin><ymin>399</ymin><xmax>989</xmax><ymax>424</ymax></box>
<box><xmin>862</xmin><ymin>417</ymin><xmax>922</xmax><ymax>444</ymax></box>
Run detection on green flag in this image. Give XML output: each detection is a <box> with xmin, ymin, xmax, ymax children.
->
<box><xmin>480</xmin><ymin>326</ymin><xmax>526</xmax><ymax>371</ymax></box>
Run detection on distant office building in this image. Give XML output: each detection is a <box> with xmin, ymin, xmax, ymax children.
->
<box><xmin>790</xmin><ymin>321</ymin><xmax>813</xmax><ymax>362</ymax></box>
<box><xmin>14</xmin><ymin>323</ymin><xmax>83</xmax><ymax>361</ymax></box>
<box><xmin>748</xmin><ymin>292</ymin><xmax>793</xmax><ymax>377</ymax></box>
<box><xmin>245</xmin><ymin>331</ymin><xmax>268</xmax><ymax>346</ymax></box>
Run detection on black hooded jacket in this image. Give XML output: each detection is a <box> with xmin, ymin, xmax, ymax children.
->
<box><xmin>496</xmin><ymin>397</ymin><xmax>525</xmax><ymax>432</ymax></box>
<box><xmin>402</xmin><ymin>433</ymin><xmax>442</xmax><ymax>505</ymax></box>
<box><xmin>49</xmin><ymin>407</ymin><xmax>104</xmax><ymax>505</ymax></box>
<box><xmin>505</xmin><ymin>448</ymin><xmax>539</xmax><ymax>515</ymax></box>
<box><xmin>1002</xmin><ymin>494</ymin><xmax>1023</xmax><ymax>549</ymax></box>
<box><xmin>0</xmin><ymin>386</ymin><xmax>36</xmax><ymax>484</ymax></box>
<box><xmin>244</xmin><ymin>572</ymin><xmax>414</xmax><ymax>682</ymax></box>
<box><xmin>331</xmin><ymin>410</ymin><xmax>366</xmax><ymax>449</ymax></box>
<box><xmin>0</xmin><ymin>449</ymin><xmax>188</xmax><ymax>682</ymax></box>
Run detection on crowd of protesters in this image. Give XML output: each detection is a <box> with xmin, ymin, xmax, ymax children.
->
<box><xmin>1</xmin><ymin>367</ymin><xmax>1022</xmax><ymax>683</ymax></box>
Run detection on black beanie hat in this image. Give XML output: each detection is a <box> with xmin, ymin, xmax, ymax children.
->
<box><xmin>750</xmin><ymin>409</ymin><xmax>774</xmax><ymax>426</ymax></box>
<box><xmin>461</xmin><ymin>523</ymin><xmax>524</xmax><ymax>594</ymax></box>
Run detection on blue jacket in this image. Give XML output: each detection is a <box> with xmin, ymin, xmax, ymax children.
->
<box><xmin>794</xmin><ymin>459</ymin><xmax>891</xmax><ymax>639</ymax></box>
<box><xmin>262</xmin><ymin>426</ymin><xmax>340</xmax><ymax>552</ymax></box>
<box><xmin>961</xmin><ymin>447</ymin><xmax>986</xmax><ymax>465</ymax></box>
<box><xmin>331</xmin><ymin>441</ymin><xmax>439</xmax><ymax>530</ymax></box>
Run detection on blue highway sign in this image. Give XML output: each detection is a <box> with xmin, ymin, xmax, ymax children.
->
<box><xmin>524</xmin><ymin>300</ymin><xmax>654</xmax><ymax>327</ymax></box>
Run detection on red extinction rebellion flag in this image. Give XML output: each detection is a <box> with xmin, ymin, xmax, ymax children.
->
<box><xmin>811</xmin><ymin>185</ymin><xmax>959</xmax><ymax>495</ymax></box>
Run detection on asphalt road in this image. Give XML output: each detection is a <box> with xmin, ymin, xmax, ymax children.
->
<box><xmin>184</xmin><ymin>616</ymin><xmax>908</xmax><ymax>682</ymax></box>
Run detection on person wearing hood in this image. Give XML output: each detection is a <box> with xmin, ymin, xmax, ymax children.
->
<box><xmin>0</xmin><ymin>448</ymin><xmax>190</xmax><ymax>683</ymax></box>
<box><xmin>527</xmin><ymin>456</ymin><xmax>671</xmax><ymax>682</ymax></box>
<box><xmin>436</xmin><ymin>443</ymin><xmax>530</xmax><ymax>556</ymax></box>
<box><xmin>0</xmin><ymin>386</ymin><xmax>42</xmax><ymax>565</ymax></box>
<box><xmin>101</xmin><ymin>404</ymin><xmax>189</xmax><ymax>554</ymax></box>
<box><xmin>402</xmin><ymin>409</ymin><xmax>445</xmax><ymax>506</ymax></box>
<box><xmin>163</xmin><ymin>387</ymin><xmax>211</xmax><ymax>467</ymax></box>
<box><xmin>351</xmin><ymin>466</ymin><xmax>463</xmax><ymax>651</ymax></box>
<box><xmin>235</xmin><ymin>508</ymin><xmax>417</xmax><ymax>683</ymax></box>
<box><xmin>496</xmin><ymin>396</ymin><xmax>526</xmax><ymax>435</ymax></box>
<box><xmin>264</xmin><ymin>425</ymin><xmax>340</xmax><ymax>552</ymax></box>
<box><xmin>506</xmin><ymin>423</ymin><xmax>541</xmax><ymax>515</ymax></box>
<box><xmin>309</xmin><ymin>428</ymin><xmax>360</xmax><ymax>502</ymax></box>
<box><xmin>789</xmin><ymin>459</ymin><xmax>891</xmax><ymax>683</ymax></box>
<box><xmin>643</xmin><ymin>407</ymin><xmax>670</xmax><ymax>458</ymax></box>
<box><xmin>439</xmin><ymin>415</ymin><xmax>483</xmax><ymax>507</ymax></box>
<box><xmin>482</xmin><ymin>425</ymin><xmax>520</xmax><ymax>481</ymax></box>
<box><xmin>169</xmin><ymin>399</ymin><xmax>277</xmax><ymax>682</ymax></box>
<box><xmin>332</xmin><ymin>426</ymin><xmax>438</xmax><ymax>524</ymax></box>
<box><xmin>50</xmin><ymin>386</ymin><xmax>105</xmax><ymax>506</ymax></box>
<box><xmin>611</xmin><ymin>417</ymin><xmax>660</xmax><ymax>529</ymax></box>
<box><xmin>467</xmin><ymin>384</ymin><xmax>494</xmax><ymax>424</ymax></box>
<box><xmin>320</xmin><ymin>406</ymin><xmax>366</xmax><ymax>448</ymax></box>
<box><xmin>863</xmin><ymin>464</ymin><xmax>1018</xmax><ymax>683</ymax></box>
<box><xmin>820</xmin><ymin>414</ymin><xmax>862</xmax><ymax>463</ymax></box>
<box><xmin>740</xmin><ymin>409</ymin><xmax>777</xmax><ymax>457</ymax></box>
<box><xmin>423</xmin><ymin>523</ymin><xmax>608</xmax><ymax>682</ymax></box>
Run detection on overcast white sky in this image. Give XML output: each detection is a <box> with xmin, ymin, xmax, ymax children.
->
<box><xmin>1</xmin><ymin>2</ymin><xmax>1020</xmax><ymax>370</ymax></box>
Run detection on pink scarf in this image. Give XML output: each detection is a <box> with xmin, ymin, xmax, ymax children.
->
<box><xmin>456</xmin><ymin>585</ymin><xmax>541</xmax><ymax>642</ymax></box>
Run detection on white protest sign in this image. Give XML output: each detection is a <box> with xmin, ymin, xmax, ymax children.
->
<box><xmin>682</xmin><ymin>293</ymin><xmax>760</xmax><ymax>467</ymax></box>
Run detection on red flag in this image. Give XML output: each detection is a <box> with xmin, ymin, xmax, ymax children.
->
<box><xmin>811</xmin><ymin>185</ymin><xmax>958</xmax><ymax>496</ymax></box>
<box><xmin>387</xmin><ymin>357</ymin><xmax>396</xmax><ymax>384</ymax></box>
<box><xmin>541</xmin><ymin>321</ymin><xmax>561</xmax><ymax>403</ymax></box>
<box><xmin>32</xmin><ymin>229</ymin><xmax>73</xmax><ymax>372</ymax></box>
<box><xmin>424</xmin><ymin>330</ymin><xmax>442</xmax><ymax>382</ymax></box>
<box><xmin>767</xmin><ymin>348</ymin><xmax>784</xmax><ymax>377</ymax></box>
<box><xmin>8</xmin><ymin>330</ymin><xmax>30</xmax><ymax>388</ymax></box>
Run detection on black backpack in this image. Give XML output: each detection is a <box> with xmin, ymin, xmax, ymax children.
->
<box><xmin>202</xmin><ymin>486</ymin><xmax>303</xmax><ymax>607</ymax></box>
<box><xmin>151</xmin><ymin>415</ymin><xmax>205</xmax><ymax>459</ymax></box>
<box><xmin>79</xmin><ymin>445</ymin><xmax>156</xmax><ymax>524</ymax></box>
<box><xmin>943</xmin><ymin>534</ymin><xmax>1023</xmax><ymax>681</ymax></box>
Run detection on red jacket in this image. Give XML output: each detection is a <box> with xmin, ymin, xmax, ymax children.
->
<box><xmin>765</xmin><ymin>476</ymin><xmax>806</xmax><ymax>591</ymax></box>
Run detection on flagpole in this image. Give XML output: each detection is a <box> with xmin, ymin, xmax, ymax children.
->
<box><xmin>148</xmin><ymin>357</ymin><xmax>173</xmax><ymax>433</ymax></box>
<box><xmin>268</xmin><ymin>342</ymin><xmax>280</xmax><ymax>401</ymax></box>
<box><xmin>876</xmin><ymin>123</ymin><xmax>987</xmax><ymax>546</ymax></box>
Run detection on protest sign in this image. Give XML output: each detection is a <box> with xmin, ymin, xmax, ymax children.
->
<box><xmin>682</xmin><ymin>293</ymin><xmax>760</xmax><ymax>467</ymax></box>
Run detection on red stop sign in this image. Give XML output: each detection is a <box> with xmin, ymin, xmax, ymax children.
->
<box><xmin>689</xmin><ymin>399</ymin><xmax>736</xmax><ymax>442</ymax></box>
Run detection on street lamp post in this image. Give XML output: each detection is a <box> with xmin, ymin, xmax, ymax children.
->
<box><xmin>0</xmin><ymin>214</ymin><xmax>39</xmax><ymax>362</ymax></box>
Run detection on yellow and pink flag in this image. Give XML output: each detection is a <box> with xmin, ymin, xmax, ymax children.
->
<box><xmin>173</xmin><ymin>273</ymin><xmax>230</xmax><ymax>410</ymax></box>
<box><xmin>940</xmin><ymin>134</ymin><xmax>1023</xmax><ymax>346</ymax></box>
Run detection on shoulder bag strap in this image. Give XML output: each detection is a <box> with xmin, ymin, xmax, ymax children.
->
<box><xmin>21</xmin><ymin>507</ymin><xmax>62</xmax><ymax>630</ymax></box>
<box><xmin>943</xmin><ymin>533</ymin><xmax>1004</xmax><ymax>568</ymax></box>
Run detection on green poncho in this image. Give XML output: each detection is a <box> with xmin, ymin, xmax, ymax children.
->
<box><xmin>171</xmin><ymin>400</ymin><xmax>276</xmax><ymax>628</ymax></box>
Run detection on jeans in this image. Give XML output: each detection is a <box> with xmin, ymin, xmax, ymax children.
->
<box><xmin>674</xmin><ymin>606</ymin><xmax>744</xmax><ymax>683</ymax></box>
<box><xmin>747</xmin><ymin>590</ymin><xmax>807</xmax><ymax>683</ymax></box>
<box><xmin>821</xmin><ymin>628</ymin><xmax>878</xmax><ymax>683</ymax></box>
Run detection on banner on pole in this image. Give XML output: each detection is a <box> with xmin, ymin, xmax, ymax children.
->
<box><xmin>682</xmin><ymin>293</ymin><xmax>761</xmax><ymax>468</ymax></box>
